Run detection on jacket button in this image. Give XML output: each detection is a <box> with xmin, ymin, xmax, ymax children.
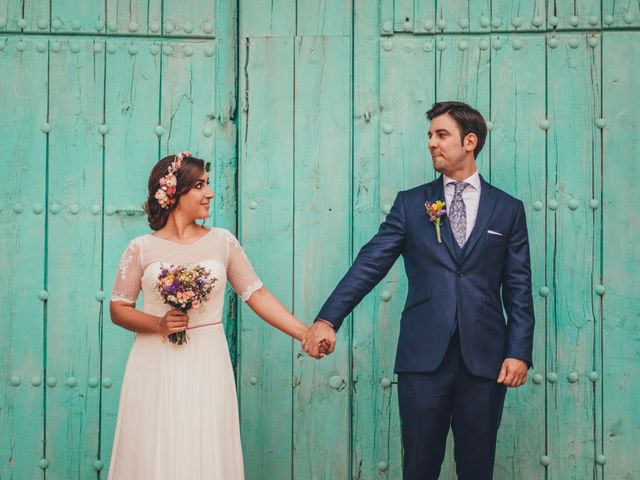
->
<box><xmin>457</xmin><ymin>272</ymin><xmax>463</xmax><ymax>278</ymax></box>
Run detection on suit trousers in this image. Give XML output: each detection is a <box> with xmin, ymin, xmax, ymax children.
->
<box><xmin>397</xmin><ymin>330</ymin><xmax>507</xmax><ymax>480</ymax></box>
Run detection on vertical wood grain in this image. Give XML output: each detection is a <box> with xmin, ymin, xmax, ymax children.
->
<box><xmin>46</xmin><ymin>38</ymin><xmax>104</xmax><ymax>479</ymax></box>
<box><xmin>292</xmin><ymin>35</ymin><xmax>352</xmax><ymax>480</ymax></box>
<box><xmin>101</xmin><ymin>37</ymin><xmax>161</xmax><ymax>478</ymax></box>
<box><xmin>490</xmin><ymin>34</ymin><xmax>547</xmax><ymax>479</ymax></box>
<box><xmin>0</xmin><ymin>36</ymin><xmax>48</xmax><ymax>480</ymax></box>
<box><xmin>238</xmin><ymin>36</ymin><xmax>295</xmax><ymax>480</ymax></box>
<box><xmin>545</xmin><ymin>33</ymin><xmax>601</xmax><ymax>479</ymax></box>
<box><xmin>602</xmin><ymin>31</ymin><xmax>640</xmax><ymax>480</ymax></box>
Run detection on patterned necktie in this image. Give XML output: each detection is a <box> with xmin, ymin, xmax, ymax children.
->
<box><xmin>449</xmin><ymin>181</ymin><xmax>469</xmax><ymax>247</ymax></box>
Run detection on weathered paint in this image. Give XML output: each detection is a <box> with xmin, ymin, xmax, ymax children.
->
<box><xmin>1</xmin><ymin>1</ymin><xmax>639</xmax><ymax>479</ymax></box>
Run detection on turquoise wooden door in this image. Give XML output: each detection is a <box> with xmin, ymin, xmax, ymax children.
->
<box><xmin>239</xmin><ymin>1</ymin><xmax>640</xmax><ymax>479</ymax></box>
<box><xmin>2</xmin><ymin>1</ymin><xmax>639</xmax><ymax>479</ymax></box>
<box><xmin>0</xmin><ymin>1</ymin><xmax>237</xmax><ymax>478</ymax></box>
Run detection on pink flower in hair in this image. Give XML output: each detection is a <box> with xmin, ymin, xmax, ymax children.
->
<box><xmin>155</xmin><ymin>150</ymin><xmax>192</xmax><ymax>209</ymax></box>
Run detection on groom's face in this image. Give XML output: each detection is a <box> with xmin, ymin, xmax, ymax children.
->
<box><xmin>427</xmin><ymin>114</ymin><xmax>473</xmax><ymax>176</ymax></box>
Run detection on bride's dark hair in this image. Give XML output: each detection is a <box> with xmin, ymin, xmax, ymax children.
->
<box><xmin>143</xmin><ymin>154</ymin><xmax>209</xmax><ymax>231</ymax></box>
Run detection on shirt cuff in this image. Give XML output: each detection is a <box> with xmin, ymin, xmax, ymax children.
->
<box><xmin>315</xmin><ymin>318</ymin><xmax>336</xmax><ymax>330</ymax></box>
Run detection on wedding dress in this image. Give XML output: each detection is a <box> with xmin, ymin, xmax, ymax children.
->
<box><xmin>107</xmin><ymin>228</ymin><xmax>262</xmax><ymax>480</ymax></box>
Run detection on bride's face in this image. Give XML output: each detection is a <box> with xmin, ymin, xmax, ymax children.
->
<box><xmin>176</xmin><ymin>171</ymin><xmax>214</xmax><ymax>219</ymax></box>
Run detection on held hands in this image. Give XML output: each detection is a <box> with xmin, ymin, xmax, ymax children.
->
<box><xmin>497</xmin><ymin>358</ymin><xmax>528</xmax><ymax>387</ymax></box>
<box><xmin>301</xmin><ymin>321</ymin><xmax>336</xmax><ymax>359</ymax></box>
<box><xmin>158</xmin><ymin>309</ymin><xmax>189</xmax><ymax>337</ymax></box>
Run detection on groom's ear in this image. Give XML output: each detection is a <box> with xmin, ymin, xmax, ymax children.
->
<box><xmin>463</xmin><ymin>132</ymin><xmax>478</xmax><ymax>153</ymax></box>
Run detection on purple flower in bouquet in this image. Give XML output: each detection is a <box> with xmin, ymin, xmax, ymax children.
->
<box><xmin>154</xmin><ymin>264</ymin><xmax>217</xmax><ymax>345</ymax></box>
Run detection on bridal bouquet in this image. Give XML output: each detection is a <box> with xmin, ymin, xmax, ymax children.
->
<box><xmin>154</xmin><ymin>264</ymin><xmax>217</xmax><ymax>345</ymax></box>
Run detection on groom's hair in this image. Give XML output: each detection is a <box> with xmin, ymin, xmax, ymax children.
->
<box><xmin>426</xmin><ymin>101</ymin><xmax>487</xmax><ymax>159</ymax></box>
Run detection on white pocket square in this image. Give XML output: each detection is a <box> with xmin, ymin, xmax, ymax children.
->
<box><xmin>487</xmin><ymin>230</ymin><xmax>503</xmax><ymax>236</ymax></box>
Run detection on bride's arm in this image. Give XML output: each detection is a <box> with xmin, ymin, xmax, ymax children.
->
<box><xmin>245</xmin><ymin>287</ymin><xmax>308</xmax><ymax>341</ymax></box>
<box><xmin>110</xmin><ymin>301</ymin><xmax>188</xmax><ymax>336</ymax></box>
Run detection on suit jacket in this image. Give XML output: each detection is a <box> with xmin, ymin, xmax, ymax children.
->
<box><xmin>317</xmin><ymin>175</ymin><xmax>535</xmax><ymax>380</ymax></box>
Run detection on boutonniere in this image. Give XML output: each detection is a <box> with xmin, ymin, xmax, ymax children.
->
<box><xmin>424</xmin><ymin>200</ymin><xmax>447</xmax><ymax>244</ymax></box>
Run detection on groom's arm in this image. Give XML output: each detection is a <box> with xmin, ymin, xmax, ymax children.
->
<box><xmin>318</xmin><ymin>191</ymin><xmax>407</xmax><ymax>329</ymax></box>
<box><xmin>302</xmin><ymin>192</ymin><xmax>407</xmax><ymax>357</ymax></box>
<box><xmin>500</xmin><ymin>202</ymin><xmax>535</xmax><ymax>370</ymax></box>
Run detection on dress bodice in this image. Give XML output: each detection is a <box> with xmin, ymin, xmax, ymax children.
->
<box><xmin>111</xmin><ymin>228</ymin><xmax>263</xmax><ymax>327</ymax></box>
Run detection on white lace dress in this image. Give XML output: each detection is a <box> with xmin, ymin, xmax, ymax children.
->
<box><xmin>107</xmin><ymin>228</ymin><xmax>262</xmax><ymax>480</ymax></box>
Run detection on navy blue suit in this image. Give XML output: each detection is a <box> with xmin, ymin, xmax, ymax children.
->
<box><xmin>317</xmin><ymin>175</ymin><xmax>535</xmax><ymax>479</ymax></box>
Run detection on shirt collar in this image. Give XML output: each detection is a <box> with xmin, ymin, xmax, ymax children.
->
<box><xmin>443</xmin><ymin>170</ymin><xmax>480</xmax><ymax>191</ymax></box>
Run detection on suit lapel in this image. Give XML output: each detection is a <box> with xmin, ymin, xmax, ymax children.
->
<box><xmin>423</xmin><ymin>177</ymin><xmax>457</xmax><ymax>262</ymax></box>
<box><xmin>460</xmin><ymin>175</ymin><xmax>498</xmax><ymax>264</ymax></box>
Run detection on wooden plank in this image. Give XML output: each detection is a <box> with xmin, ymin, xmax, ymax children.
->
<box><xmin>357</xmin><ymin>29</ymin><xmax>435</xmax><ymax>479</ymax></box>
<box><xmin>213</xmin><ymin>0</ymin><xmax>237</xmax><ymax>231</ymax></box>
<box><xmin>380</xmin><ymin>35</ymin><xmax>435</xmax><ymax>185</ymax></box>
<box><xmin>298</xmin><ymin>0</ymin><xmax>351</xmax><ymax>36</ymax></box>
<box><xmin>51</xmin><ymin>0</ymin><xmax>105</xmax><ymax>33</ymax></box>
<box><xmin>548</xmin><ymin>0</ymin><xmax>601</xmax><ymax>29</ymax></box>
<box><xmin>100</xmin><ymin>37</ymin><xmax>161</xmax><ymax>477</ymax></box>
<box><xmin>489</xmin><ymin>34</ymin><xmax>550</xmax><ymax>479</ymax></box>
<box><xmin>0</xmin><ymin>0</ymin><xmax>20</xmax><ymax>31</ymax></box>
<box><xmin>393</xmin><ymin>0</ymin><xmax>414</xmax><ymax>32</ymax></box>
<box><xmin>352</xmin><ymin>0</ymin><xmax>388</xmax><ymax>476</ymax></box>
<box><xmin>413</xmin><ymin>0</ymin><xmax>436</xmax><ymax>34</ymax></box>
<box><xmin>435</xmin><ymin>35</ymin><xmax>491</xmax><ymax>180</ymax></box>
<box><xmin>237</xmin><ymin>35</ymin><xmax>294</xmax><ymax>480</ymax></box>
<box><xmin>105</xmin><ymin>0</ymin><xmax>162</xmax><ymax>35</ymax></box>
<box><xmin>46</xmin><ymin>38</ymin><xmax>104</xmax><ymax>478</ymax></box>
<box><xmin>436</xmin><ymin>0</ymin><xmax>491</xmax><ymax>33</ymax></box>
<box><xmin>544</xmin><ymin>32</ymin><xmax>601</xmax><ymax>479</ymax></box>
<box><xmin>239</xmin><ymin>0</ymin><xmax>295</xmax><ymax>37</ymax></box>
<box><xmin>159</xmin><ymin>41</ymin><xmax>216</xmax><ymax>161</ymax></box>
<box><xmin>491</xmin><ymin>0</ymin><xmax>546</xmax><ymax>31</ymax></box>
<box><xmin>213</xmin><ymin>0</ymin><xmax>239</xmax><ymax>358</ymax></box>
<box><xmin>22</xmin><ymin>0</ymin><xmax>50</xmax><ymax>32</ymax></box>
<box><xmin>292</xmin><ymin>35</ymin><xmax>351</xmax><ymax>480</ymax></box>
<box><xmin>162</xmin><ymin>0</ymin><xmax>215</xmax><ymax>37</ymax></box>
<box><xmin>602</xmin><ymin>31</ymin><xmax>640</xmax><ymax>480</ymax></box>
<box><xmin>0</xmin><ymin>0</ymin><xmax>49</xmax><ymax>32</ymax></box>
<box><xmin>602</xmin><ymin>0</ymin><xmax>640</xmax><ymax>28</ymax></box>
<box><xmin>0</xmin><ymin>36</ymin><xmax>47</xmax><ymax>480</ymax></box>
<box><xmin>380</xmin><ymin>0</ymin><xmax>394</xmax><ymax>35</ymax></box>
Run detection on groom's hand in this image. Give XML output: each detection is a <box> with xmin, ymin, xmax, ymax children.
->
<box><xmin>497</xmin><ymin>358</ymin><xmax>528</xmax><ymax>387</ymax></box>
<box><xmin>302</xmin><ymin>320</ymin><xmax>336</xmax><ymax>359</ymax></box>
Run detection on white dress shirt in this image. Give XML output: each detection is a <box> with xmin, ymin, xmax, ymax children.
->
<box><xmin>443</xmin><ymin>171</ymin><xmax>481</xmax><ymax>243</ymax></box>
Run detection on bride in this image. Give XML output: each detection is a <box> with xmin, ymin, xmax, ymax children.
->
<box><xmin>108</xmin><ymin>151</ymin><xmax>317</xmax><ymax>479</ymax></box>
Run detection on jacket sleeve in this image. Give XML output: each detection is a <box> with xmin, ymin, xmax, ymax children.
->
<box><xmin>500</xmin><ymin>202</ymin><xmax>536</xmax><ymax>366</ymax></box>
<box><xmin>316</xmin><ymin>192</ymin><xmax>406</xmax><ymax>331</ymax></box>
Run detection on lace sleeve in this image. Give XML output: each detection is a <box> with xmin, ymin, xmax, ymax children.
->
<box><xmin>225</xmin><ymin>231</ymin><xmax>263</xmax><ymax>302</ymax></box>
<box><xmin>110</xmin><ymin>238</ymin><xmax>144</xmax><ymax>304</ymax></box>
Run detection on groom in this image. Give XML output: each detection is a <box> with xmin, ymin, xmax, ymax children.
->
<box><xmin>303</xmin><ymin>101</ymin><xmax>535</xmax><ymax>479</ymax></box>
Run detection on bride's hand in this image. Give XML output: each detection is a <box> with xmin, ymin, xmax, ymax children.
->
<box><xmin>158</xmin><ymin>309</ymin><xmax>189</xmax><ymax>336</ymax></box>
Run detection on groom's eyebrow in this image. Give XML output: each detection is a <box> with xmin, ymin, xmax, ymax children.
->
<box><xmin>428</xmin><ymin>128</ymin><xmax>450</xmax><ymax>137</ymax></box>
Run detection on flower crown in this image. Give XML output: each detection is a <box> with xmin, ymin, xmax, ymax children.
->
<box><xmin>155</xmin><ymin>151</ymin><xmax>191</xmax><ymax>209</ymax></box>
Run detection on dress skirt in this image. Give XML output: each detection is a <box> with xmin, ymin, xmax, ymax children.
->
<box><xmin>108</xmin><ymin>323</ymin><xmax>244</xmax><ymax>480</ymax></box>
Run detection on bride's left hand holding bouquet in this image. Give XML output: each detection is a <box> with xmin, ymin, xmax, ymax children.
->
<box><xmin>154</xmin><ymin>264</ymin><xmax>217</xmax><ymax>345</ymax></box>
